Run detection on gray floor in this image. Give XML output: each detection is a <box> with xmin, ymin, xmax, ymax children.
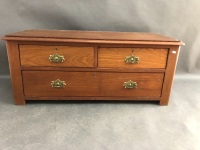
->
<box><xmin>0</xmin><ymin>75</ymin><xmax>200</xmax><ymax>150</ymax></box>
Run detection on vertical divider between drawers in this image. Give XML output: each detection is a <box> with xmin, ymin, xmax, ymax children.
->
<box><xmin>94</xmin><ymin>46</ymin><xmax>98</xmax><ymax>68</ymax></box>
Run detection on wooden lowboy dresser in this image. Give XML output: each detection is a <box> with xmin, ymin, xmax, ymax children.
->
<box><xmin>2</xmin><ymin>30</ymin><xmax>184</xmax><ymax>105</ymax></box>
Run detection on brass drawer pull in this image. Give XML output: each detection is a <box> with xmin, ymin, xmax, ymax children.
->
<box><xmin>123</xmin><ymin>80</ymin><xmax>137</xmax><ymax>89</ymax></box>
<box><xmin>125</xmin><ymin>55</ymin><xmax>139</xmax><ymax>64</ymax></box>
<box><xmin>51</xmin><ymin>79</ymin><xmax>66</xmax><ymax>88</ymax></box>
<box><xmin>49</xmin><ymin>53</ymin><xmax>65</xmax><ymax>63</ymax></box>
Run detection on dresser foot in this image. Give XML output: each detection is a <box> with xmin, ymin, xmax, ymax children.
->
<box><xmin>14</xmin><ymin>99</ymin><xmax>26</xmax><ymax>105</ymax></box>
<box><xmin>159</xmin><ymin>100</ymin><xmax>169</xmax><ymax>106</ymax></box>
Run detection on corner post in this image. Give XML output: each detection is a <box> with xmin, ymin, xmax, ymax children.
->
<box><xmin>160</xmin><ymin>46</ymin><xmax>180</xmax><ymax>106</ymax></box>
<box><xmin>6</xmin><ymin>41</ymin><xmax>25</xmax><ymax>105</ymax></box>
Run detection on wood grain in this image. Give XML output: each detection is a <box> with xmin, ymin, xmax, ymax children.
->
<box><xmin>20</xmin><ymin>66</ymin><xmax>166</xmax><ymax>72</ymax></box>
<box><xmin>4</xmin><ymin>29</ymin><xmax>182</xmax><ymax>42</ymax></box>
<box><xmin>160</xmin><ymin>46</ymin><xmax>180</xmax><ymax>105</ymax></box>
<box><xmin>25</xmin><ymin>97</ymin><xmax>160</xmax><ymax>101</ymax></box>
<box><xmin>23</xmin><ymin>71</ymin><xmax>164</xmax><ymax>98</ymax></box>
<box><xmin>100</xmin><ymin>73</ymin><xmax>164</xmax><ymax>97</ymax></box>
<box><xmin>98</xmin><ymin>48</ymin><xmax>168</xmax><ymax>68</ymax></box>
<box><xmin>2</xmin><ymin>37</ymin><xmax>184</xmax><ymax>46</ymax></box>
<box><xmin>6</xmin><ymin>41</ymin><xmax>25</xmax><ymax>105</ymax></box>
<box><xmin>23</xmin><ymin>71</ymin><xmax>100</xmax><ymax>97</ymax></box>
<box><xmin>20</xmin><ymin>45</ymin><xmax>94</xmax><ymax>67</ymax></box>
<box><xmin>2</xmin><ymin>30</ymin><xmax>184</xmax><ymax>105</ymax></box>
<box><xmin>6</xmin><ymin>40</ymin><xmax>178</xmax><ymax>49</ymax></box>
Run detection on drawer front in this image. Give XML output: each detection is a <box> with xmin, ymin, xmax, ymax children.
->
<box><xmin>20</xmin><ymin>45</ymin><xmax>94</xmax><ymax>67</ymax></box>
<box><xmin>98</xmin><ymin>48</ymin><xmax>168</xmax><ymax>68</ymax></box>
<box><xmin>23</xmin><ymin>71</ymin><xmax>99</xmax><ymax>97</ymax></box>
<box><xmin>100</xmin><ymin>73</ymin><xmax>164</xmax><ymax>97</ymax></box>
<box><xmin>23</xmin><ymin>71</ymin><xmax>164</xmax><ymax>98</ymax></box>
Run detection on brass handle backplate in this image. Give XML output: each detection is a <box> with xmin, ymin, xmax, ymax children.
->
<box><xmin>51</xmin><ymin>79</ymin><xmax>66</xmax><ymax>88</ymax></box>
<box><xmin>125</xmin><ymin>55</ymin><xmax>139</xmax><ymax>64</ymax></box>
<box><xmin>123</xmin><ymin>80</ymin><xmax>137</xmax><ymax>89</ymax></box>
<box><xmin>49</xmin><ymin>53</ymin><xmax>65</xmax><ymax>63</ymax></box>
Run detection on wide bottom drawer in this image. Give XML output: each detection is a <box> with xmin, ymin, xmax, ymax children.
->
<box><xmin>22</xmin><ymin>71</ymin><xmax>164</xmax><ymax>97</ymax></box>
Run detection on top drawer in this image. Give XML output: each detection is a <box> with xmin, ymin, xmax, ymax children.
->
<box><xmin>98</xmin><ymin>48</ymin><xmax>168</xmax><ymax>68</ymax></box>
<box><xmin>19</xmin><ymin>45</ymin><xmax>94</xmax><ymax>67</ymax></box>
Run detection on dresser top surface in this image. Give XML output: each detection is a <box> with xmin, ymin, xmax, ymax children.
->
<box><xmin>2</xmin><ymin>30</ymin><xmax>184</xmax><ymax>45</ymax></box>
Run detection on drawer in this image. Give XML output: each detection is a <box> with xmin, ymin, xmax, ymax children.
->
<box><xmin>100</xmin><ymin>73</ymin><xmax>164</xmax><ymax>97</ymax></box>
<box><xmin>19</xmin><ymin>45</ymin><xmax>94</xmax><ymax>67</ymax></box>
<box><xmin>98</xmin><ymin>48</ymin><xmax>168</xmax><ymax>68</ymax></box>
<box><xmin>23</xmin><ymin>71</ymin><xmax>99</xmax><ymax>97</ymax></box>
<box><xmin>23</xmin><ymin>71</ymin><xmax>164</xmax><ymax>98</ymax></box>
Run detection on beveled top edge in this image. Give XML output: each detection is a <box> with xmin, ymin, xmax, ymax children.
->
<box><xmin>2</xmin><ymin>29</ymin><xmax>184</xmax><ymax>45</ymax></box>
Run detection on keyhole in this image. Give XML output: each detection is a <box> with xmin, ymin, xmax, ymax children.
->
<box><xmin>93</xmin><ymin>73</ymin><xmax>96</xmax><ymax>77</ymax></box>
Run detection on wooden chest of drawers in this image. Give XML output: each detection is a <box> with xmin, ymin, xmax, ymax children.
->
<box><xmin>2</xmin><ymin>30</ymin><xmax>184</xmax><ymax>105</ymax></box>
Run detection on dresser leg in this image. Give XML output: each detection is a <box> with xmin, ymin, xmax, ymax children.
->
<box><xmin>11</xmin><ymin>86</ymin><xmax>26</xmax><ymax>105</ymax></box>
<box><xmin>14</xmin><ymin>93</ymin><xmax>26</xmax><ymax>105</ymax></box>
<box><xmin>159</xmin><ymin>99</ymin><xmax>169</xmax><ymax>106</ymax></box>
<box><xmin>6</xmin><ymin>41</ymin><xmax>26</xmax><ymax>105</ymax></box>
<box><xmin>159</xmin><ymin>46</ymin><xmax>180</xmax><ymax>106</ymax></box>
<box><xmin>15</xmin><ymin>100</ymin><xmax>26</xmax><ymax>105</ymax></box>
